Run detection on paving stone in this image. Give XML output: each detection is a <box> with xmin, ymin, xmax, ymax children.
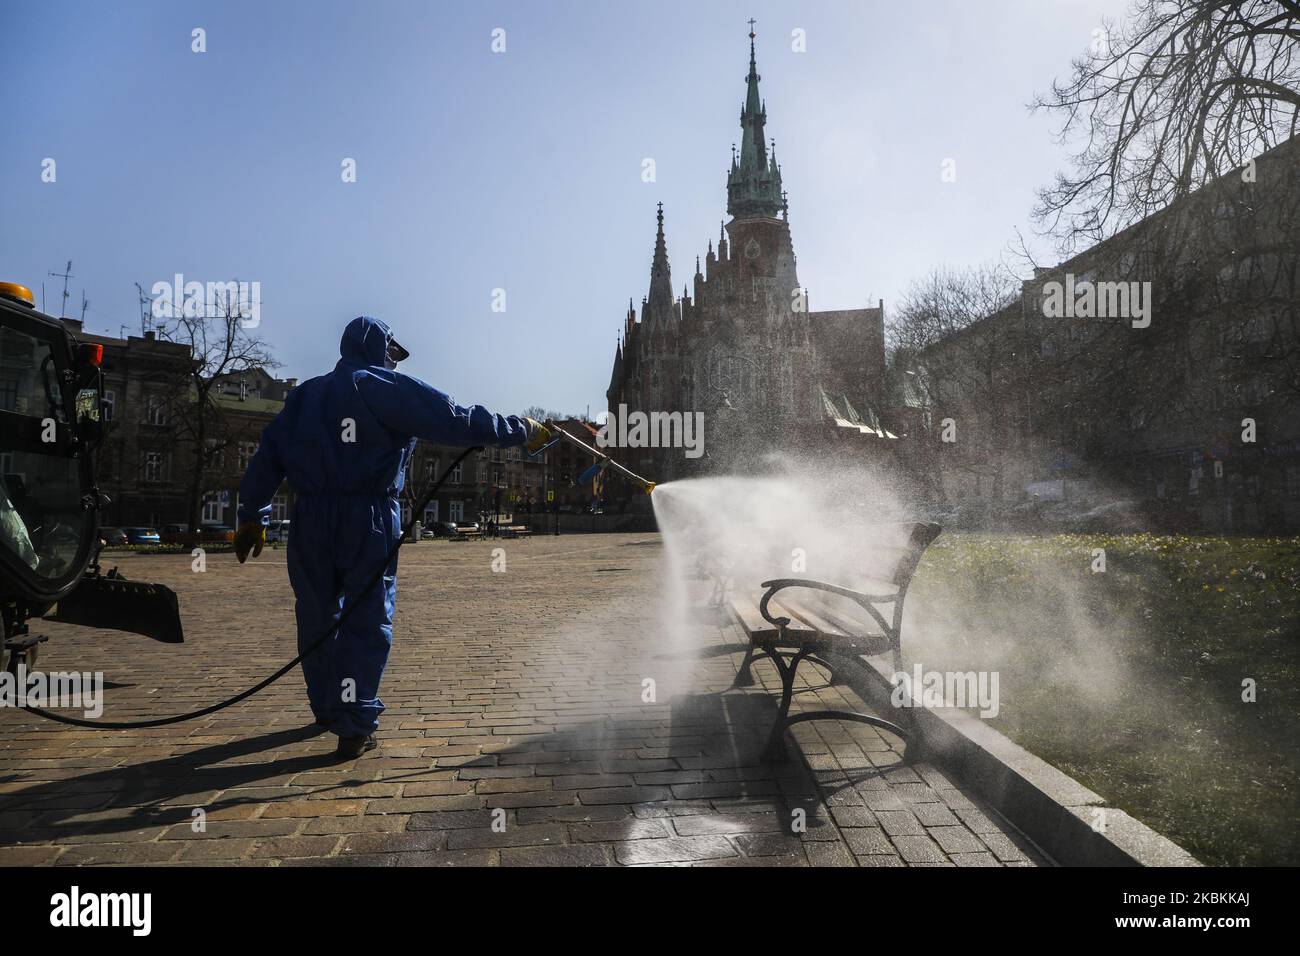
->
<box><xmin>890</xmin><ymin>834</ymin><xmax>948</xmax><ymax>864</ymax></box>
<box><xmin>516</xmin><ymin>804</ymin><xmax>630</xmax><ymax>825</ymax></box>
<box><xmin>671</xmin><ymin>814</ymin><xmax>780</xmax><ymax>837</ymax></box>
<box><xmin>875</xmin><ymin>809</ymin><xmax>924</xmax><ymax>836</ymax></box>
<box><xmin>976</xmin><ymin>830</ymin><xmax>1031</xmax><ymax>863</ymax></box>
<box><xmin>249</xmin><ymin>835</ymin><xmax>342</xmax><ymax>859</ymax></box>
<box><xmin>569</xmin><ymin>818</ymin><xmax>669</xmax><ymax>842</ymax></box>
<box><xmin>262</xmin><ymin>799</ymin><xmax>366</xmax><ymax>818</ymax></box>
<box><xmin>804</xmin><ymin>841</ymin><xmax>856</xmax><ymax>867</ymax></box>
<box><xmin>0</xmin><ymin>843</ymin><xmax>64</xmax><ymax>865</ymax></box>
<box><xmin>613</xmin><ymin>836</ymin><xmax>737</xmax><ymax>865</ymax></box>
<box><xmin>928</xmin><ymin>826</ymin><xmax>986</xmax><ymax>854</ymax></box>
<box><xmin>733</xmin><ymin>831</ymin><xmax>804</xmax><ymax>857</ymax></box>
<box><xmin>954</xmin><ymin>806</ymin><xmax>1002</xmax><ymax>834</ymax></box>
<box><xmin>339</xmin><ymin>829</ymin><xmax>448</xmax><ymax>855</ymax></box>
<box><xmin>859</xmin><ymin>790</ymin><xmax>910</xmax><ymax>812</ymax></box>
<box><xmin>913</xmin><ymin>803</ymin><xmax>960</xmax><ymax>827</ymax></box>
<box><xmin>830</xmin><ymin>806</ymin><xmax>877</xmax><ymax>828</ymax></box>
<box><xmin>501</xmin><ymin>844</ymin><xmax>613</xmax><ymax>866</ymax></box>
<box><xmin>56</xmin><ymin>842</ymin><xmax>182</xmax><ymax>865</ymax></box>
<box><xmin>842</xmin><ymin>827</ymin><xmax>894</xmax><ymax>855</ymax></box>
<box><xmin>951</xmin><ymin>851</ymin><xmax>1001</xmax><ymax>867</ymax></box>
<box><xmin>578</xmin><ymin>786</ymin><xmax>670</xmax><ymax>805</ymax></box>
<box><xmin>445</xmin><ymin>823</ymin><xmax>567</xmax><ymax>850</ymax></box>
<box><xmin>176</xmin><ymin>838</ymin><xmax>259</xmax><ymax>862</ymax></box>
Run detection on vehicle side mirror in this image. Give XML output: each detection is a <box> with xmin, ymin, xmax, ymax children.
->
<box><xmin>73</xmin><ymin>344</ymin><xmax>105</xmax><ymax>443</ymax></box>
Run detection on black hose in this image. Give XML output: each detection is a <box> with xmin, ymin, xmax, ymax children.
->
<box><xmin>21</xmin><ymin>445</ymin><xmax>483</xmax><ymax>729</ymax></box>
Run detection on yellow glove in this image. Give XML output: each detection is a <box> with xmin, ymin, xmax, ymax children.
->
<box><xmin>523</xmin><ymin>417</ymin><xmax>552</xmax><ymax>454</ymax></box>
<box><xmin>234</xmin><ymin>521</ymin><xmax>266</xmax><ymax>563</ymax></box>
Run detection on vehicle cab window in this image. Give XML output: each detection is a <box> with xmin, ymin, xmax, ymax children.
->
<box><xmin>0</xmin><ymin>316</ymin><xmax>96</xmax><ymax>587</ymax></box>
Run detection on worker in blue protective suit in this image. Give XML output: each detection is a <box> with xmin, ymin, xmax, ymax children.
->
<box><xmin>233</xmin><ymin>316</ymin><xmax>551</xmax><ymax>759</ymax></box>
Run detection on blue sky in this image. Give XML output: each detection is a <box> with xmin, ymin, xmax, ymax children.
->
<box><xmin>1</xmin><ymin>0</ymin><xmax>1131</xmax><ymax>415</ymax></box>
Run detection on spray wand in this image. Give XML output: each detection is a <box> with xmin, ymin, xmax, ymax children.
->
<box><xmin>543</xmin><ymin>422</ymin><xmax>657</xmax><ymax>495</ymax></box>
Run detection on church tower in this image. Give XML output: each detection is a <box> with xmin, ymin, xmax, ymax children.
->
<box><xmin>607</xmin><ymin>23</ymin><xmax>888</xmax><ymax>490</ymax></box>
<box><xmin>686</xmin><ymin>23</ymin><xmax>812</xmax><ymax>429</ymax></box>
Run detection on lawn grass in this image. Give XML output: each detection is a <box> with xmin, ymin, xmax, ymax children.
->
<box><xmin>907</xmin><ymin>532</ymin><xmax>1300</xmax><ymax>867</ymax></box>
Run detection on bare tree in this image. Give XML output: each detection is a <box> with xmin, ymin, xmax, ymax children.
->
<box><xmin>151</xmin><ymin>288</ymin><xmax>278</xmax><ymax>531</ymax></box>
<box><xmin>1033</xmin><ymin>0</ymin><xmax>1300</xmax><ymax>251</ymax></box>
<box><xmin>887</xmin><ymin>264</ymin><xmax>1024</xmax><ymax>502</ymax></box>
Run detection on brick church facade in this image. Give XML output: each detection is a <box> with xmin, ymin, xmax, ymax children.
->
<box><xmin>605</xmin><ymin>30</ymin><xmax>895</xmax><ymax>491</ymax></box>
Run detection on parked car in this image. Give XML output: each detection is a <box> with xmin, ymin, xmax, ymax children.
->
<box><xmin>159</xmin><ymin>523</ymin><xmax>191</xmax><ymax>545</ymax></box>
<box><xmin>123</xmin><ymin>527</ymin><xmax>161</xmax><ymax>546</ymax></box>
<box><xmin>198</xmin><ymin>525</ymin><xmax>235</xmax><ymax>542</ymax></box>
<box><xmin>98</xmin><ymin>526</ymin><xmax>128</xmax><ymax>547</ymax></box>
<box><xmin>266</xmin><ymin>520</ymin><xmax>291</xmax><ymax>543</ymax></box>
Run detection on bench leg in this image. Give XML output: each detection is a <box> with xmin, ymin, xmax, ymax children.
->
<box><xmin>730</xmin><ymin>641</ymin><xmax>756</xmax><ymax>688</ymax></box>
<box><xmin>761</xmin><ymin>646</ymin><xmax>811</xmax><ymax>762</ymax></box>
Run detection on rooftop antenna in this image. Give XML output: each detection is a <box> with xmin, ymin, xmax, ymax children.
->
<box><xmin>80</xmin><ymin>290</ymin><xmax>90</xmax><ymax>324</ymax></box>
<box><xmin>134</xmin><ymin>282</ymin><xmax>154</xmax><ymax>334</ymax></box>
<box><xmin>48</xmin><ymin>260</ymin><xmax>73</xmax><ymax>318</ymax></box>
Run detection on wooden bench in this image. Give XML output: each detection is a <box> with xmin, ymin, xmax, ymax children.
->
<box><xmin>727</xmin><ymin>521</ymin><xmax>942</xmax><ymax>761</ymax></box>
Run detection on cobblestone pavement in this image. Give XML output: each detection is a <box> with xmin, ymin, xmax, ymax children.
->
<box><xmin>0</xmin><ymin>534</ymin><xmax>1049</xmax><ymax>866</ymax></box>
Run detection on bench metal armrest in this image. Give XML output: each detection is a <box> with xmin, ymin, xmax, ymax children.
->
<box><xmin>758</xmin><ymin>578</ymin><xmax>896</xmax><ymax>638</ymax></box>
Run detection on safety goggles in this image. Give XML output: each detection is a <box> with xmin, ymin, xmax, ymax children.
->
<box><xmin>386</xmin><ymin>337</ymin><xmax>410</xmax><ymax>366</ymax></box>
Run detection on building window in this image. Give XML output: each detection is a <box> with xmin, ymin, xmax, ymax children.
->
<box><xmin>424</xmin><ymin>501</ymin><xmax>439</xmax><ymax>524</ymax></box>
<box><xmin>102</xmin><ymin>389</ymin><xmax>115</xmax><ymax>422</ymax></box>
<box><xmin>238</xmin><ymin>441</ymin><xmax>258</xmax><ymax>470</ymax></box>
<box><xmin>201</xmin><ymin>494</ymin><xmax>223</xmax><ymax>524</ymax></box>
<box><xmin>449</xmin><ymin>500</ymin><xmax>463</xmax><ymax>522</ymax></box>
<box><xmin>143</xmin><ymin>451</ymin><xmax>167</xmax><ymax>483</ymax></box>
<box><xmin>144</xmin><ymin>394</ymin><xmax>167</xmax><ymax>426</ymax></box>
<box><xmin>271</xmin><ymin>494</ymin><xmax>288</xmax><ymax>521</ymax></box>
<box><xmin>451</xmin><ymin>463</ymin><xmax>462</xmax><ymax>484</ymax></box>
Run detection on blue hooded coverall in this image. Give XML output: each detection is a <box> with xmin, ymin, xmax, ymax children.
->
<box><xmin>237</xmin><ymin>316</ymin><xmax>529</xmax><ymax>737</ymax></box>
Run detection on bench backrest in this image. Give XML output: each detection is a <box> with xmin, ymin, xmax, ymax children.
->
<box><xmin>863</xmin><ymin>521</ymin><xmax>942</xmax><ymax>589</ymax></box>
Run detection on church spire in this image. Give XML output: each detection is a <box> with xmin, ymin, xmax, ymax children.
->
<box><xmin>726</xmin><ymin>21</ymin><xmax>783</xmax><ymax>219</ymax></box>
<box><xmin>646</xmin><ymin>202</ymin><xmax>674</xmax><ymax>324</ymax></box>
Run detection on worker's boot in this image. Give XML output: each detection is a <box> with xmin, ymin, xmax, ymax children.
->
<box><xmin>335</xmin><ymin>734</ymin><xmax>377</xmax><ymax>760</ymax></box>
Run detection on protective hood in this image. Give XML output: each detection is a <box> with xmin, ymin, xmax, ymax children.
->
<box><xmin>339</xmin><ymin>316</ymin><xmax>398</xmax><ymax>368</ymax></box>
